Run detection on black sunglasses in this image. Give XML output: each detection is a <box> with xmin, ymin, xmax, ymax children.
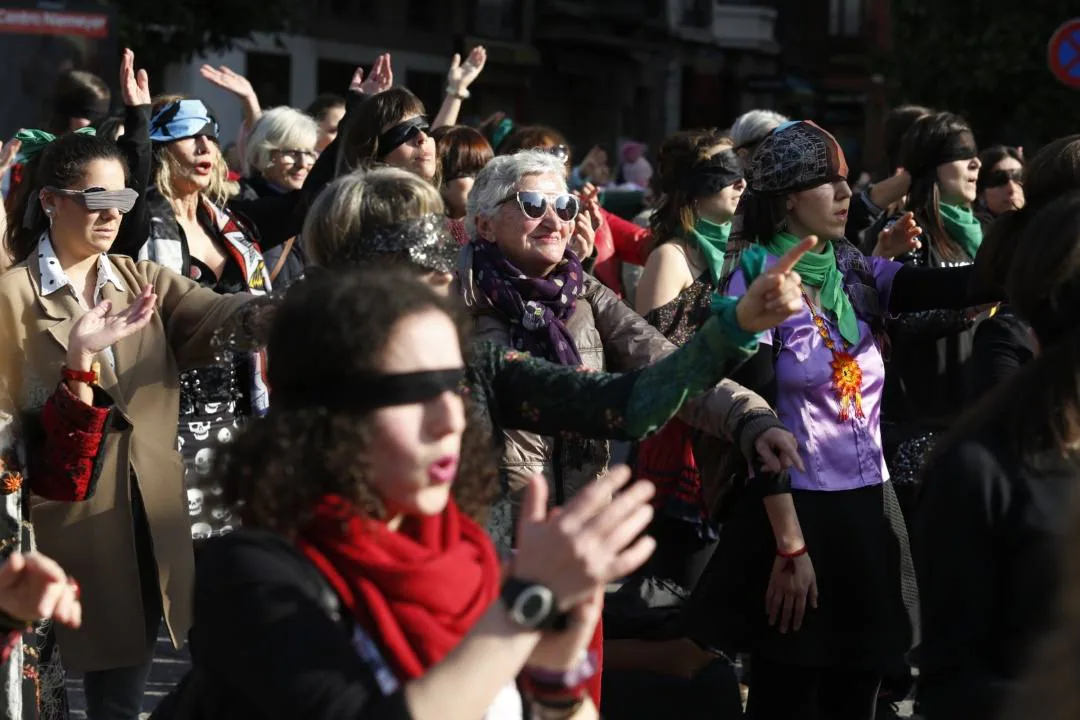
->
<box><xmin>378</xmin><ymin>116</ymin><xmax>431</xmax><ymax>155</ymax></box>
<box><xmin>499</xmin><ymin>191</ymin><xmax>580</xmax><ymax>222</ymax></box>
<box><xmin>982</xmin><ymin>168</ymin><xmax>1023</xmax><ymax>188</ymax></box>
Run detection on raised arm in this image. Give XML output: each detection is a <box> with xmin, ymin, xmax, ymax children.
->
<box><xmin>112</xmin><ymin>48</ymin><xmax>153</xmax><ymax>258</ymax></box>
<box><xmin>226</xmin><ymin>58</ymin><xmax>392</xmax><ymax>248</ymax></box>
<box><xmin>432</xmin><ymin>47</ymin><xmax>486</xmax><ymax>130</ymax></box>
<box><xmin>199</xmin><ymin>64</ymin><xmax>262</xmax><ymax>157</ymax></box>
<box><xmin>472</xmin><ymin>299</ymin><xmax>759</xmax><ymax>443</ymax></box>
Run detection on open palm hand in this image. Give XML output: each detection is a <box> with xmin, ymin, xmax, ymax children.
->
<box><xmin>447</xmin><ymin>46</ymin><xmax>487</xmax><ymax>92</ymax></box>
<box><xmin>120</xmin><ymin>48</ymin><xmax>151</xmax><ymax>106</ymax></box>
<box><xmin>68</xmin><ymin>285</ymin><xmax>157</xmax><ymax>359</ymax></box>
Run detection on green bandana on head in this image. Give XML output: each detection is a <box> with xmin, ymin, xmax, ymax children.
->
<box><xmin>14</xmin><ymin>127</ymin><xmax>96</xmax><ymax>164</ymax></box>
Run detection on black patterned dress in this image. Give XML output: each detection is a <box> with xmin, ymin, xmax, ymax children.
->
<box><xmin>179</xmin><ymin>257</ymin><xmax>252</xmax><ymax>541</ymax></box>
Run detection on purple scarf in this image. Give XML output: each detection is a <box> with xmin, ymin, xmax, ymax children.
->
<box><xmin>470</xmin><ymin>240</ymin><xmax>585</xmax><ymax>366</ymax></box>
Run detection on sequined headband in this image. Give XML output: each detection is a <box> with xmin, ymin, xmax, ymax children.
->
<box><xmin>347</xmin><ymin>214</ymin><xmax>460</xmax><ymax>274</ymax></box>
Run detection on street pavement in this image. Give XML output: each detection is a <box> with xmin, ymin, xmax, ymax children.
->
<box><xmin>67</xmin><ymin>633</ymin><xmax>189</xmax><ymax>719</ymax></box>
<box><xmin>63</xmin><ymin>633</ymin><xmax>921</xmax><ymax>719</ymax></box>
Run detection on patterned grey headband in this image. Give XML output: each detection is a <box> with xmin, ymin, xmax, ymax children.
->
<box><xmin>347</xmin><ymin>213</ymin><xmax>459</xmax><ymax>274</ymax></box>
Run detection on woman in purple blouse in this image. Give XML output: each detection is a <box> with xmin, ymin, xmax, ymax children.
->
<box><xmin>688</xmin><ymin>121</ymin><xmax>999</xmax><ymax>720</ymax></box>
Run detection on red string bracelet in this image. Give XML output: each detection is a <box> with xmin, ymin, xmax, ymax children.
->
<box><xmin>777</xmin><ymin>545</ymin><xmax>808</xmax><ymax>559</ymax></box>
<box><xmin>61</xmin><ymin>364</ymin><xmax>99</xmax><ymax>386</ymax></box>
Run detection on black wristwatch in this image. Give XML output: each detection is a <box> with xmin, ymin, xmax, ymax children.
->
<box><xmin>501</xmin><ymin>577</ymin><xmax>561</xmax><ymax>630</ymax></box>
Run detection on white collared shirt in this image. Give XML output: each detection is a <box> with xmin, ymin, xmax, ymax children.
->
<box><xmin>38</xmin><ymin>235</ymin><xmax>124</xmax><ymax>368</ymax></box>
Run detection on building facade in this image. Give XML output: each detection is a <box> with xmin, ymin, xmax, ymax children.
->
<box><xmin>771</xmin><ymin>0</ymin><xmax>893</xmax><ymax>176</ymax></box>
<box><xmin>166</xmin><ymin>0</ymin><xmax>783</xmax><ymax>160</ymax></box>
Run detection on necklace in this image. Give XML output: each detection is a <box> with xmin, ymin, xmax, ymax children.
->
<box><xmin>803</xmin><ymin>293</ymin><xmax>864</xmax><ymax>423</ymax></box>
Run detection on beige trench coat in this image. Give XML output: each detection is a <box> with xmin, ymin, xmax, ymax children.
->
<box><xmin>0</xmin><ymin>250</ymin><xmax>251</xmax><ymax>672</ymax></box>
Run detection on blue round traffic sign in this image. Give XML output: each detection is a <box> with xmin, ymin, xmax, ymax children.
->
<box><xmin>1049</xmin><ymin>19</ymin><xmax>1080</xmax><ymax>88</ymax></box>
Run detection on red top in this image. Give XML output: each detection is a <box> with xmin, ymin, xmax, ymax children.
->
<box><xmin>31</xmin><ymin>382</ymin><xmax>113</xmax><ymax>501</ymax></box>
<box><xmin>592</xmin><ymin>208</ymin><xmax>652</xmax><ymax>297</ymax></box>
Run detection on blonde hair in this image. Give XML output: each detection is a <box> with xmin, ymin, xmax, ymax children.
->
<box><xmin>151</xmin><ymin>94</ymin><xmax>238</xmax><ymax>207</ymax></box>
<box><xmin>302</xmin><ymin>166</ymin><xmax>444</xmax><ymax>268</ymax></box>
<box><xmin>243</xmin><ymin>106</ymin><xmax>318</xmax><ymax>176</ymax></box>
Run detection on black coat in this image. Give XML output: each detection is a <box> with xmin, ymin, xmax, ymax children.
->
<box><xmin>915</xmin><ymin>405</ymin><xmax>1077</xmax><ymax>719</ymax></box>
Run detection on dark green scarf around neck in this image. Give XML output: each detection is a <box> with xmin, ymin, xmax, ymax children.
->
<box><xmin>939</xmin><ymin>202</ymin><xmax>983</xmax><ymax>260</ymax></box>
<box><xmin>761</xmin><ymin>232</ymin><xmax>860</xmax><ymax>346</ymax></box>
<box><xmin>687</xmin><ymin>217</ymin><xmax>731</xmax><ymax>287</ymax></box>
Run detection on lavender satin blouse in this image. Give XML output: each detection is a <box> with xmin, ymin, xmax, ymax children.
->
<box><xmin>727</xmin><ymin>253</ymin><xmax>903</xmax><ymax>492</ymax></box>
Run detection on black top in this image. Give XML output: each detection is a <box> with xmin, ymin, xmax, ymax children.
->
<box><xmin>237</xmin><ymin>175</ymin><xmax>308</xmax><ymax>291</ymax></box>
<box><xmin>180</xmin><ymin>528</ymin><xmax>414</xmax><ymax>720</ymax></box>
<box><xmin>882</xmin><ymin>224</ymin><xmax>978</xmax><ymax>425</ymax></box>
<box><xmin>968</xmin><ymin>305</ymin><xmax>1036</xmax><ymax>402</ymax></box>
<box><xmin>914</xmin><ymin>414</ymin><xmax>1075</xmax><ymax>719</ymax></box>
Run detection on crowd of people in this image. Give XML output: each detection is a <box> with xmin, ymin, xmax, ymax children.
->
<box><xmin>0</xmin><ymin>38</ymin><xmax>1075</xmax><ymax>720</ymax></box>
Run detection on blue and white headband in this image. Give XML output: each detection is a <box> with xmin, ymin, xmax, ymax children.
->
<box><xmin>149</xmin><ymin>99</ymin><xmax>219</xmax><ymax>143</ymax></box>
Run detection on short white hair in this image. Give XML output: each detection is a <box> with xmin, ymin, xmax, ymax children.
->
<box><xmin>465</xmin><ymin>150</ymin><xmax>568</xmax><ymax>238</ymax></box>
<box><xmin>243</xmin><ymin>106</ymin><xmax>318</xmax><ymax>176</ymax></box>
<box><xmin>731</xmin><ymin>109</ymin><xmax>789</xmax><ymax>150</ymax></box>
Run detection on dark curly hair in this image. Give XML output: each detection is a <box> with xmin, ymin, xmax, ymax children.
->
<box><xmin>650</xmin><ymin>129</ymin><xmax>729</xmax><ymax>248</ymax></box>
<box><xmin>215</xmin><ymin>268</ymin><xmax>497</xmax><ymax>534</ymax></box>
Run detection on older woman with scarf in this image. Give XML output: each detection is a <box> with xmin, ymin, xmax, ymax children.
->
<box><xmin>686</xmin><ymin>120</ymin><xmax>998</xmax><ymax>720</ymax></box>
<box><xmin>632</xmin><ymin>131</ymin><xmax>749</xmax><ymax>593</ymax></box>
<box><xmin>302</xmin><ymin>166</ymin><xmax>804</xmax><ymax>549</ymax></box>
<box><xmin>461</xmin><ymin>149</ymin><xmax>804</xmax><ymax>530</ymax></box>
<box><xmin>495</xmin><ymin>127</ymin><xmax>652</xmax><ymax>299</ymax></box>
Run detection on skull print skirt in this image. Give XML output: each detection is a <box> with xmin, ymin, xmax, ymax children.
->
<box><xmin>179</xmin><ymin>365</ymin><xmax>246</xmax><ymax>541</ymax></box>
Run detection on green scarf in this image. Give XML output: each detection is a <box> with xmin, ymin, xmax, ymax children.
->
<box><xmin>939</xmin><ymin>203</ymin><xmax>983</xmax><ymax>259</ymax></box>
<box><xmin>14</xmin><ymin>127</ymin><xmax>96</xmax><ymax>164</ymax></box>
<box><xmin>687</xmin><ymin>217</ymin><xmax>732</xmax><ymax>287</ymax></box>
<box><xmin>763</xmin><ymin>232</ymin><xmax>860</xmax><ymax>346</ymax></box>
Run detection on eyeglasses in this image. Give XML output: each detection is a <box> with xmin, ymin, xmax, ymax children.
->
<box><xmin>499</xmin><ymin>191</ymin><xmax>579</xmax><ymax>222</ymax></box>
<box><xmin>44</xmin><ymin>186</ymin><xmax>138</xmax><ymax>213</ymax></box>
<box><xmin>544</xmin><ymin>144</ymin><xmax>570</xmax><ymax>163</ymax></box>
<box><xmin>273</xmin><ymin>148</ymin><xmax>318</xmax><ymax>165</ymax></box>
<box><xmin>982</xmin><ymin>168</ymin><xmax>1023</xmax><ymax>188</ymax></box>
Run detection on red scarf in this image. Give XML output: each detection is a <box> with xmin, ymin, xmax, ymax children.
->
<box><xmin>296</xmin><ymin>494</ymin><xmax>500</xmax><ymax>680</ymax></box>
